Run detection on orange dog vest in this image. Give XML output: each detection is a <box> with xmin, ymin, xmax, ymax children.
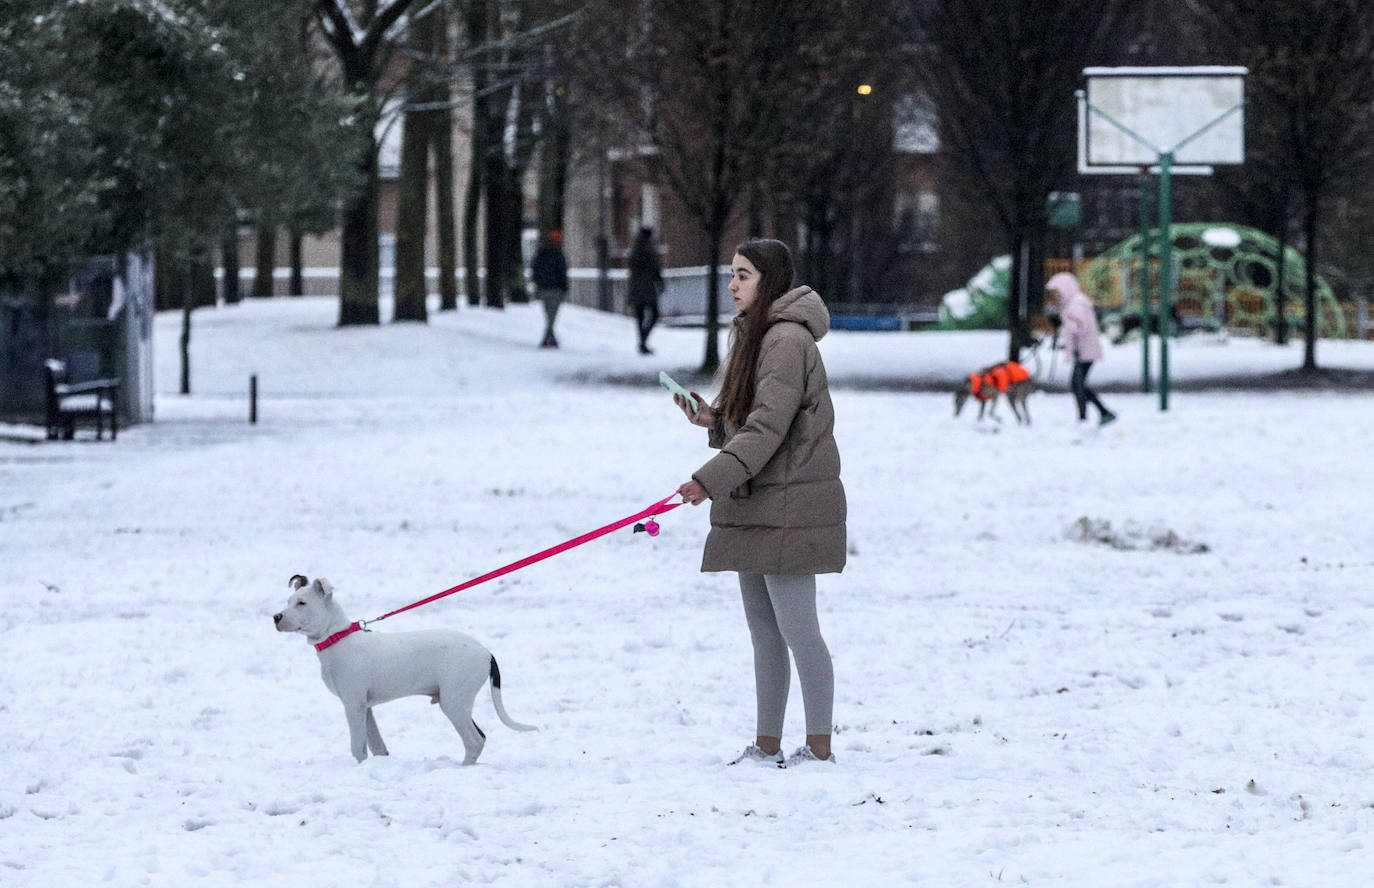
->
<box><xmin>969</xmin><ymin>361</ymin><xmax>1030</xmax><ymax>401</ymax></box>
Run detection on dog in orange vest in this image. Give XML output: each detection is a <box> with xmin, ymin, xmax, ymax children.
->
<box><xmin>954</xmin><ymin>360</ymin><xmax>1034</xmax><ymax>424</ymax></box>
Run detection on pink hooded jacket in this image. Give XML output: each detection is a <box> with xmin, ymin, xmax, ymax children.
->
<box><xmin>1047</xmin><ymin>272</ymin><xmax>1103</xmax><ymax>362</ymax></box>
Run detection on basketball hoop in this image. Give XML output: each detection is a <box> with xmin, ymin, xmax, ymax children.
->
<box><xmin>1077</xmin><ymin>66</ymin><xmax>1248</xmax><ymax>411</ymax></box>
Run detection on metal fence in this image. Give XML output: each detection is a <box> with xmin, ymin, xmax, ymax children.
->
<box><xmin>565</xmin><ymin>265</ymin><xmax>735</xmax><ymax>323</ymax></box>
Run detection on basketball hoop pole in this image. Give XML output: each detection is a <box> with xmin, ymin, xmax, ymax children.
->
<box><xmin>1157</xmin><ymin>151</ymin><xmax>1174</xmax><ymax>410</ymax></box>
<box><xmin>1137</xmin><ymin>169</ymin><xmax>1153</xmax><ymax>393</ymax></box>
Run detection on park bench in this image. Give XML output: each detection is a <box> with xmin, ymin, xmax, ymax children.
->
<box><xmin>43</xmin><ymin>358</ymin><xmax>120</xmax><ymax>441</ymax></box>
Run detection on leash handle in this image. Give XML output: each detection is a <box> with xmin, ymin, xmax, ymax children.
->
<box><xmin>366</xmin><ymin>493</ymin><xmax>684</xmax><ymax>625</ymax></box>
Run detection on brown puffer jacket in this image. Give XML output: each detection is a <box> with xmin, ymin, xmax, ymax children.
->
<box><xmin>692</xmin><ymin>286</ymin><xmax>847</xmax><ymax>574</ymax></box>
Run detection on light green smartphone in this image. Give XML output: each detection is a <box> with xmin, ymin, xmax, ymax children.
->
<box><xmin>659</xmin><ymin>371</ymin><xmax>699</xmax><ymax>413</ymax></box>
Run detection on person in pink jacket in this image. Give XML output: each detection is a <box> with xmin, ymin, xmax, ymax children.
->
<box><xmin>1047</xmin><ymin>272</ymin><xmax>1116</xmax><ymax>426</ymax></box>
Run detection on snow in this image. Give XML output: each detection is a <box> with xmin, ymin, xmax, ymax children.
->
<box><xmin>3</xmin><ymin>295</ymin><xmax>1374</xmax><ymax>886</ymax></box>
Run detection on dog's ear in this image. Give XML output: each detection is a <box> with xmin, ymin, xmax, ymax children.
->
<box><xmin>289</xmin><ymin>574</ymin><xmax>309</xmax><ymax>590</ymax></box>
<box><xmin>310</xmin><ymin>578</ymin><xmax>334</xmax><ymax>599</ymax></box>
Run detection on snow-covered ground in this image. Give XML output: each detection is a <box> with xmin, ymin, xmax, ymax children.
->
<box><xmin>3</xmin><ymin>296</ymin><xmax>1373</xmax><ymax>887</ymax></box>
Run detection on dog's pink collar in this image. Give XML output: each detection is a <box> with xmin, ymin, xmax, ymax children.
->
<box><xmin>315</xmin><ymin>622</ymin><xmax>363</xmax><ymax>652</ymax></box>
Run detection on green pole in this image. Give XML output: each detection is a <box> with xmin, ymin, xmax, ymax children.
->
<box><xmin>1137</xmin><ymin>171</ymin><xmax>1153</xmax><ymax>393</ymax></box>
<box><xmin>1156</xmin><ymin>151</ymin><xmax>1173</xmax><ymax>411</ymax></box>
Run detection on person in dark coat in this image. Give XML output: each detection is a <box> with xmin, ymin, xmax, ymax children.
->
<box><xmin>530</xmin><ymin>230</ymin><xmax>569</xmax><ymax>348</ymax></box>
<box><xmin>627</xmin><ymin>227</ymin><xmax>663</xmax><ymax>355</ymax></box>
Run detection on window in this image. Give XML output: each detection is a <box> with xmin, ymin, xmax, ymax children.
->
<box><xmin>894</xmin><ymin>94</ymin><xmax>939</xmax><ymax>154</ymax></box>
<box><xmin>895</xmin><ymin>189</ymin><xmax>939</xmax><ymax>252</ymax></box>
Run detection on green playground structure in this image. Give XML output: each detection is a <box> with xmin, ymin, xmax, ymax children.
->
<box><xmin>1082</xmin><ymin>222</ymin><xmax>1344</xmax><ymax>339</ymax></box>
<box><xmin>937</xmin><ymin>223</ymin><xmax>1345</xmax><ymax>339</ymax></box>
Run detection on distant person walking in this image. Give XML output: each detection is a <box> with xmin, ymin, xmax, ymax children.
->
<box><xmin>672</xmin><ymin>238</ymin><xmax>844</xmax><ymax>768</ymax></box>
<box><xmin>1047</xmin><ymin>271</ymin><xmax>1116</xmax><ymax>426</ymax></box>
<box><xmin>531</xmin><ymin>230</ymin><xmax>569</xmax><ymax>348</ymax></box>
<box><xmin>627</xmin><ymin>227</ymin><xmax>663</xmax><ymax>355</ymax></box>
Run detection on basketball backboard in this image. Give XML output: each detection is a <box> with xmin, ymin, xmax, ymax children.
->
<box><xmin>1078</xmin><ymin>66</ymin><xmax>1247</xmax><ymax>175</ymax></box>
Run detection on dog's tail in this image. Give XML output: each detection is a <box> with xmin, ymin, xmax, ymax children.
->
<box><xmin>488</xmin><ymin>656</ymin><xmax>538</xmax><ymax>732</ymax></box>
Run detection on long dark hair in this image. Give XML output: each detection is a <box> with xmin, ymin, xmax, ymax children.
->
<box><xmin>716</xmin><ymin>238</ymin><xmax>795</xmax><ymax>427</ymax></box>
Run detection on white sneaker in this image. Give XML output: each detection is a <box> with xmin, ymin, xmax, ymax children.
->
<box><xmin>729</xmin><ymin>744</ymin><xmax>784</xmax><ymax>766</ymax></box>
<box><xmin>782</xmin><ymin>744</ymin><xmax>836</xmax><ymax>767</ymax></box>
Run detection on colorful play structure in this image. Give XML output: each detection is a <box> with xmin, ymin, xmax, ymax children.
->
<box><xmin>938</xmin><ymin>223</ymin><xmax>1353</xmax><ymax>339</ymax></box>
<box><xmin>1082</xmin><ymin>223</ymin><xmax>1345</xmax><ymax>339</ymax></box>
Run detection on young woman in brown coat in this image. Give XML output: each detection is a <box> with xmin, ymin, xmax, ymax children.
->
<box><xmin>674</xmin><ymin>238</ymin><xmax>846</xmax><ymax>767</ymax></box>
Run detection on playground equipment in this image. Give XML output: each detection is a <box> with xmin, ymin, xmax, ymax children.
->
<box><xmin>937</xmin><ymin>255</ymin><xmax>1011</xmax><ymax>331</ymax></box>
<box><xmin>1082</xmin><ymin>222</ymin><xmax>1344</xmax><ymax>340</ymax></box>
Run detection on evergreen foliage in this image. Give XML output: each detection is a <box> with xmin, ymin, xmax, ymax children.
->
<box><xmin>0</xmin><ymin>0</ymin><xmax>362</xmax><ymax>280</ymax></box>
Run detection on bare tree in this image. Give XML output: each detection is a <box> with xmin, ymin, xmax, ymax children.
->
<box><xmin>462</xmin><ymin>0</ymin><xmax>488</xmax><ymax>307</ymax></box>
<box><xmin>431</xmin><ymin>3</ymin><xmax>459</xmax><ymax>312</ymax></box>
<box><xmin>393</xmin><ymin>93</ymin><xmax>431</xmax><ymax>321</ymax></box>
<box><xmin>315</xmin><ymin>0</ymin><xmax>426</xmax><ymax>326</ymax></box>
<box><xmin>535</xmin><ymin>54</ymin><xmax>571</xmax><ymax>241</ymax></box>
<box><xmin>574</xmin><ymin>0</ymin><xmax>873</xmax><ymax>373</ymax></box>
<box><xmin>393</xmin><ymin>8</ymin><xmax>449</xmax><ymax>323</ymax></box>
<box><xmin>220</xmin><ymin>232</ymin><xmax>241</xmax><ymax>303</ymax></box>
<box><xmin>1197</xmin><ymin>0</ymin><xmax>1374</xmax><ymax>369</ymax></box>
<box><xmin>252</xmin><ymin>221</ymin><xmax>277</xmax><ymax>299</ymax></box>
<box><xmin>910</xmin><ymin>0</ymin><xmax>1142</xmax><ymax>360</ymax></box>
<box><xmin>762</xmin><ymin>5</ymin><xmax>908</xmax><ymax>304</ymax></box>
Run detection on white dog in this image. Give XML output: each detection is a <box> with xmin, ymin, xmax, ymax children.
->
<box><xmin>274</xmin><ymin>575</ymin><xmax>536</xmax><ymax>763</ymax></box>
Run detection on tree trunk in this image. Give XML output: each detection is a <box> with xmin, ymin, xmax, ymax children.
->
<box><xmin>154</xmin><ymin>245</ymin><xmax>175</xmax><ymax>311</ymax></box>
<box><xmin>1007</xmin><ymin>232</ymin><xmax>1026</xmax><ymax>362</ymax></box>
<box><xmin>1274</xmin><ymin>224</ymin><xmax>1289</xmax><ymax>345</ymax></box>
<box><xmin>253</xmin><ymin>222</ymin><xmax>277</xmax><ymax>299</ymax></box>
<box><xmin>500</xmin><ymin>17</ymin><xmax>537</xmax><ymax>306</ymax></box>
<box><xmin>464</xmin><ymin>0</ymin><xmax>488</xmax><ymax>307</ymax></box>
<box><xmin>536</xmin><ymin>82</ymin><xmax>570</xmax><ymax>240</ymax></box>
<box><xmin>595</xmin><ymin>127</ymin><xmax>611</xmax><ymax>312</ymax></box>
<box><xmin>483</xmin><ymin>76</ymin><xmax>527</xmax><ymax>308</ymax></box>
<box><xmin>221</xmin><ymin>232</ymin><xmax>241</xmax><ymax>304</ymax></box>
<box><xmin>180</xmin><ymin>262</ymin><xmax>192</xmax><ymax>395</ymax></box>
<box><xmin>502</xmin><ymin>165</ymin><xmax>526</xmax><ymax>303</ymax></box>
<box><xmin>483</xmin><ymin>148</ymin><xmax>508</xmax><ymax>309</ymax></box>
<box><xmin>192</xmin><ymin>250</ymin><xmax>216</xmax><ymax>308</ymax></box>
<box><xmin>338</xmin><ymin>140</ymin><xmax>382</xmax><ymax>325</ymax></box>
<box><xmin>289</xmin><ymin>229</ymin><xmax>304</xmax><ymax>296</ymax></box>
<box><xmin>1303</xmin><ymin>198</ymin><xmax>1319</xmax><ymax>370</ymax></box>
<box><xmin>434</xmin><ymin>95</ymin><xmax>458</xmax><ymax>311</ymax></box>
<box><xmin>393</xmin><ymin>103</ymin><xmax>431</xmax><ymax>322</ymax></box>
<box><xmin>701</xmin><ymin>226</ymin><xmax>723</xmax><ymax>375</ymax></box>
<box><xmin>1006</xmin><ymin>227</ymin><xmax>1042</xmax><ymax>361</ymax></box>
<box><xmin>596</xmin><ymin>233</ymin><xmax>611</xmax><ymax>312</ymax></box>
<box><xmin>463</xmin><ymin>128</ymin><xmax>484</xmax><ymax>306</ymax></box>
<box><xmin>429</xmin><ymin>3</ymin><xmax>457</xmax><ymax>311</ymax></box>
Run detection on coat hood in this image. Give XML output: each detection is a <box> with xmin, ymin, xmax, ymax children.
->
<box><xmin>766</xmin><ymin>286</ymin><xmax>829</xmax><ymax>341</ymax></box>
<box><xmin>1045</xmin><ymin>272</ymin><xmax>1085</xmax><ymax>301</ymax></box>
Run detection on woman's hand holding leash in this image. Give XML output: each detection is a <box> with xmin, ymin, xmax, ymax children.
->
<box><xmin>677</xmin><ymin>480</ymin><xmax>708</xmax><ymax>505</ymax></box>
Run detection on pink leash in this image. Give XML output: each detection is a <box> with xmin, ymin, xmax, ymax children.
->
<box><xmin>359</xmin><ymin>492</ymin><xmax>685</xmax><ymax>628</ymax></box>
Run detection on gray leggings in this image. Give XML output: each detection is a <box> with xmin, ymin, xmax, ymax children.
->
<box><xmin>738</xmin><ymin>572</ymin><xmax>834</xmax><ymax>736</ymax></box>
